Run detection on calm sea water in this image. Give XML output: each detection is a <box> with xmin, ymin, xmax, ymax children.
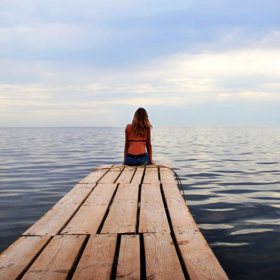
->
<box><xmin>1</xmin><ymin>127</ymin><xmax>280</xmax><ymax>279</ymax></box>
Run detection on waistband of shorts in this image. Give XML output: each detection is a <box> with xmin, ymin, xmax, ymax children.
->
<box><xmin>126</xmin><ymin>153</ymin><xmax>147</xmax><ymax>159</ymax></box>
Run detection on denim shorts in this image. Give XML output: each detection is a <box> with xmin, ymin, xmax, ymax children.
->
<box><xmin>125</xmin><ymin>153</ymin><xmax>150</xmax><ymax>166</ymax></box>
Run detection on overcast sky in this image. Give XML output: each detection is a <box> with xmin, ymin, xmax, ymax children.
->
<box><xmin>1</xmin><ymin>0</ymin><xmax>280</xmax><ymax>127</ymax></box>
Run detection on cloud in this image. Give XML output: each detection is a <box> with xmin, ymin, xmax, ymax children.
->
<box><xmin>1</xmin><ymin>0</ymin><xmax>280</xmax><ymax>126</ymax></box>
<box><xmin>1</xmin><ymin>46</ymin><xmax>280</xmax><ymax>116</ymax></box>
<box><xmin>1</xmin><ymin>0</ymin><xmax>280</xmax><ymax>67</ymax></box>
<box><xmin>217</xmin><ymin>91</ymin><xmax>280</xmax><ymax>102</ymax></box>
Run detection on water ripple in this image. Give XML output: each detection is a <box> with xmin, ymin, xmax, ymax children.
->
<box><xmin>1</xmin><ymin>127</ymin><xmax>280</xmax><ymax>280</ymax></box>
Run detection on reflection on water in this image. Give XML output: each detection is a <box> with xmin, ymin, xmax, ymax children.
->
<box><xmin>1</xmin><ymin>127</ymin><xmax>280</xmax><ymax>280</ymax></box>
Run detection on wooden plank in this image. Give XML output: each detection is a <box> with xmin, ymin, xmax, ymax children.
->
<box><xmin>101</xmin><ymin>184</ymin><xmax>139</xmax><ymax>234</ymax></box>
<box><xmin>0</xmin><ymin>236</ymin><xmax>51</xmax><ymax>280</ymax></box>
<box><xmin>72</xmin><ymin>234</ymin><xmax>117</xmax><ymax>280</ymax></box>
<box><xmin>61</xmin><ymin>184</ymin><xmax>117</xmax><ymax>234</ymax></box>
<box><xmin>22</xmin><ymin>235</ymin><xmax>86</xmax><ymax>280</ymax></box>
<box><xmin>83</xmin><ymin>183</ymin><xmax>117</xmax><ymax>206</ymax></box>
<box><xmin>159</xmin><ymin>166</ymin><xmax>175</xmax><ymax>184</ymax></box>
<box><xmin>161</xmin><ymin>180</ymin><xmax>182</xmax><ymax>199</ymax></box>
<box><xmin>163</xmin><ymin>181</ymin><xmax>229</xmax><ymax>279</ymax></box>
<box><xmin>139</xmin><ymin>183</ymin><xmax>170</xmax><ymax>233</ymax></box>
<box><xmin>94</xmin><ymin>164</ymin><xmax>114</xmax><ymax>170</ymax></box>
<box><xmin>98</xmin><ymin>166</ymin><xmax>124</xmax><ymax>184</ymax></box>
<box><xmin>162</xmin><ymin>182</ymin><xmax>198</xmax><ymax>231</ymax></box>
<box><xmin>115</xmin><ymin>166</ymin><xmax>136</xmax><ymax>183</ymax></box>
<box><xmin>23</xmin><ymin>183</ymin><xmax>96</xmax><ymax>236</ymax></box>
<box><xmin>144</xmin><ymin>233</ymin><xmax>185</xmax><ymax>280</ymax></box>
<box><xmin>79</xmin><ymin>168</ymin><xmax>110</xmax><ymax>184</ymax></box>
<box><xmin>130</xmin><ymin>167</ymin><xmax>144</xmax><ymax>184</ymax></box>
<box><xmin>116</xmin><ymin>235</ymin><xmax>140</xmax><ymax>280</ymax></box>
<box><xmin>174</xmin><ymin>229</ymin><xmax>229</xmax><ymax>280</ymax></box>
<box><xmin>143</xmin><ymin>165</ymin><xmax>159</xmax><ymax>184</ymax></box>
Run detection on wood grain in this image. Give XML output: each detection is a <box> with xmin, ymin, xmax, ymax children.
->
<box><xmin>174</xmin><ymin>229</ymin><xmax>229</xmax><ymax>280</ymax></box>
<box><xmin>3</xmin><ymin>164</ymin><xmax>229</xmax><ymax>280</ymax></box>
<box><xmin>83</xmin><ymin>183</ymin><xmax>117</xmax><ymax>206</ymax></box>
<box><xmin>101</xmin><ymin>184</ymin><xmax>139</xmax><ymax>234</ymax></box>
<box><xmin>23</xmin><ymin>183</ymin><xmax>96</xmax><ymax>236</ymax></box>
<box><xmin>159</xmin><ymin>166</ymin><xmax>175</xmax><ymax>184</ymax></box>
<box><xmin>95</xmin><ymin>164</ymin><xmax>114</xmax><ymax>169</ymax></box>
<box><xmin>139</xmin><ymin>183</ymin><xmax>170</xmax><ymax>233</ymax></box>
<box><xmin>0</xmin><ymin>236</ymin><xmax>50</xmax><ymax>280</ymax></box>
<box><xmin>162</xmin><ymin>181</ymin><xmax>198</xmax><ymax>231</ymax></box>
<box><xmin>61</xmin><ymin>184</ymin><xmax>117</xmax><ymax>234</ymax></box>
<box><xmin>144</xmin><ymin>233</ymin><xmax>185</xmax><ymax>280</ymax></box>
<box><xmin>162</xmin><ymin>178</ymin><xmax>228</xmax><ymax>279</ymax></box>
<box><xmin>131</xmin><ymin>167</ymin><xmax>144</xmax><ymax>184</ymax></box>
<box><xmin>143</xmin><ymin>166</ymin><xmax>159</xmax><ymax>184</ymax></box>
<box><xmin>98</xmin><ymin>166</ymin><xmax>124</xmax><ymax>184</ymax></box>
<box><xmin>22</xmin><ymin>235</ymin><xmax>86</xmax><ymax>280</ymax></box>
<box><xmin>79</xmin><ymin>166</ymin><xmax>112</xmax><ymax>184</ymax></box>
<box><xmin>116</xmin><ymin>166</ymin><xmax>136</xmax><ymax>183</ymax></box>
<box><xmin>72</xmin><ymin>234</ymin><xmax>117</xmax><ymax>280</ymax></box>
<box><xmin>116</xmin><ymin>235</ymin><xmax>140</xmax><ymax>280</ymax></box>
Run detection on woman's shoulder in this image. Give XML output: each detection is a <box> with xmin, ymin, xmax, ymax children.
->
<box><xmin>125</xmin><ymin>124</ymin><xmax>132</xmax><ymax>131</ymax></box>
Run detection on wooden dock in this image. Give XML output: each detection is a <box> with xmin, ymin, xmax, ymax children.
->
<box><xmin>0</xmin><ymin>164</ymin><xmax>229</xmax><ymax>280</ymax></box>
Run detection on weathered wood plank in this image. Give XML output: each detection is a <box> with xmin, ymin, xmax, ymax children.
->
<box><xmin>22</xmin><ymin>235</ymin><xmax>86</xmax><ymax>280</ymax></box>
<box><xmin>72</xmin><ymin>234</ymin><xmax>117</xmax><ymax>280</ymax></box>
<box><xmin>83</xmin><ymin>183</ymin><xmax>117</xmax><ymax>206</ymax></box>
<box><xmin>130</xmin><ymin>167</ymin><xmax>144</xmax><ymax>184</ymax></box>
<box><xmin>61</xmin><ymin>184</ymin><xmax>117</xmax><ymax>235</ymax></box>
<box><xmin>159</xmin><ymin>166</ymin><xmax>175</xmax><ymax>184</ymax></box>
<box><xmin>143</xmin><ymin>166</ymin><xmax>159</xmax><ymax>184</ymax></box>
<box><xmin>23</xmin><ymin>184</ymin><xmax>96</xmax><ymax>236</ymax></box>
<box><xmin>162</xmin><ymin>181</ymin><xmax>198</xmax><ymax>231</ymax></box>
<box><xmin>162</xmin><ymin>179</ymin><xmax>228</xmax><ymax>279</ymax></box>
<box><xmin>0</xmin><ymin>236</ymin><xmax>50</xmax><ymax>280</ymax></box>
<box><xmin>139</xmin><ymin>183</ymin><xmax>170</xmax><ymax>233</ymax></box>
<box><xmin>101</xmin><ymin>184</ymin><xmax>139</xmax><ymax>234</ymax></box>
<box><xmin>98</xmin><ymin>166</ymin><xmax>124</xmax><ymax>184</ymax></box>
<box><xmin>161</xmin><ymin>180</ymin><xmax>182</xmax><ymax>199</ymax></box>
<box><xmin>116</xmin><ymin>235</ymin><xmax>140</xmax><ymax>280</ymax></box>
<box><xmin>79</xmin><ymin>166</ymin><xmax>111</xmax><ymax>184</ymax></box>
<box><xmin>115</xmin><ymin>166</ymin><xmax>136</xmax><ymax>183</ymax></box>
<box><xmin>95</xmin><ymin>164</ymin><xmax>114</xmax><ymax>170</ymax></box>
<box><xmin>174</xmin><ymin>229</ymin><xmax>229</xmax><ymax>280</ymax></box>
<box><xmin>144</xmin><ymin>233</ymin><xmax>185</xmax><ymax>280</ymax></box>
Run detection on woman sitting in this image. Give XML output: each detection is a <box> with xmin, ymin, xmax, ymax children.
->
<box><xmin>123</xmin><ymin>108</ymin><xmax>154</xmax><ymax>166</ymax></box>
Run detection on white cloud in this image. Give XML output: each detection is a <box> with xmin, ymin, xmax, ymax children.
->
<box><xmin>1</xmin><ymin>46</ymin><xmax>280</xmax><ymax>119</ymax></box>
<box><xmin>1</xmin><ymin>1</ymin><xmax>280</xmax><ymax>127</ymax></box>
<box><xmin>217</xmin><ymin>91</ymin><xmax>280</xmax><ymax>102</ymax></box>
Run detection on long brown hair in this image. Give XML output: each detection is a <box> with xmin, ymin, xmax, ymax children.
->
<box><xmin>131</xmin><ymin>108</ymin><xmax>152</xmax><ymax>136</ymax></box>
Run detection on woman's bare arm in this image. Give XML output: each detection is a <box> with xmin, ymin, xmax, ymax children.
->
<box><xmin>146</xmin><ymin>128</ymin><xmax>153</xmax><ymax>164</ymax></box>
<box><xmin>123</xmin><ymin>126</ymin><xmax>129</xmax><ymax>164</ymax></box>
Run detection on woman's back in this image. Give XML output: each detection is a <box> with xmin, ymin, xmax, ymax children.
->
<box><xmin>126</xmin><ymin>124</ymin><xmax>149</xmax><ymax>155</ymax></box>
<box><xmin>123</xmin><ymin>108</ymin><xmax>154</xmax><ymax>166</ymax></box>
